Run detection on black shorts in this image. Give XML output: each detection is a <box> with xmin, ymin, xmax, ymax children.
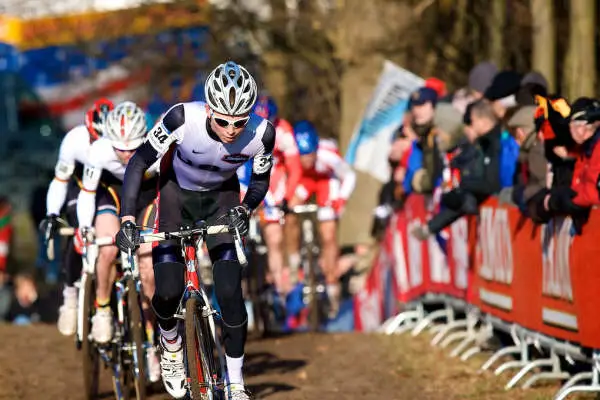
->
<box><xmin>98</xmin><ymin>180</ymin><xmax>159</xmax><ymax>234</ymax></box>
<box><xmin>157</xmin><ymin>175</ymin><xmax>240</xmax><ymax>251</ymax></box>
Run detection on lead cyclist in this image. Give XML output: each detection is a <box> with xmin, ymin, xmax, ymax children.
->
<box><xmin>115</xmin><ymin>61</ymin><xmax>274</xmax><ymax>400</ymax></box>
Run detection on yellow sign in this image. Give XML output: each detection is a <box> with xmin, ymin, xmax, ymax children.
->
<box><xmin>0</xmin><ymin>15</ymin><xmax>22</xmax><ymax>46</ymax></box>
<box><xmin>1</xmin><ymin>1</ymin><xmax>208</xmax><ymax>50</ymax></box>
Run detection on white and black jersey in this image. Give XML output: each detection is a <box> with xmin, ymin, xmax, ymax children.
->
<box><xmin>121</xmin><ymin>101</ymin><xmax>275</xmax><ymax>216</ymax></box>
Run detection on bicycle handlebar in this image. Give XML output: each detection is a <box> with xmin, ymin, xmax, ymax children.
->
<box><xmin>140</xmin><ymin>223</ymin><xmax>247</xmax><ymax>266</ymax></box>
<box><xmin>57</xmin><ymin>227</ymin><xmax>115</xmax><ymax>246</ymax></box>
<box><xmin>46</xmin><ymin>226</ymin><xmax>115</xmax><ymax>261</ymax></box>
<box><xmin>288</xmin><ymin>204</ymin><xmax>319</xmax><ymax>214</ymax></box>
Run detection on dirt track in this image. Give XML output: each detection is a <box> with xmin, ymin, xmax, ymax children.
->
<box><xmin>0</xmin><ymin>324</ymin><xmax>575</xmax><ymax>400</ymax></box>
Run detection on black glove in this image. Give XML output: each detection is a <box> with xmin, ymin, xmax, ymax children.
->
<box><xmin>279</xmin><ymin>199</ymin><xmax>290</xmax><ymax>214</ymax></box>
<box><xmin>115</xmin><ymin>220</ymin><xmax>140</xmax><ymax>253</ymax></box>
<box><xmin>39</xmin><ymin>214</ymin><xmax>59</xmax><ymax>244</ymax></box>
<box><xmin>228</xmin><ymin>204</ymin><xmax>251</xmax><ymax>236</ymax></box>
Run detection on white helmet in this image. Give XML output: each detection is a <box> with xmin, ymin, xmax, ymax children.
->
<box><xmin>105</xmin><ymin>101</ymin><xmax>147</xmax><ymax>151</ymax></box>
<box><xmin>204</xmin><ymin>61</ymin><xmax>258</xmax><ymax>116</ymax></box>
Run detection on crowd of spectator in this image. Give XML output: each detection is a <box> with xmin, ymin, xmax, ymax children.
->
<box><xmin>372</xmin><ymin>61</ymin><xmax>600</xmax><ymax>241</ymax></box>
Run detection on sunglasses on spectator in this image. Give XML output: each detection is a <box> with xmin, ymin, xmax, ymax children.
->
<box><xmin>210</xmin><ymin>111</ymin><xmax>250</xmax><ymax>129</ymax></box>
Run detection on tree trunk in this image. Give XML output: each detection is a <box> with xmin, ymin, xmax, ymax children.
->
<box><xmin>530</xmin><ymin>0</ymin><xmax>556</xmax><ymax>93</ymax></box>
<box><xmin>564</xmin><ymin>0</ymin><xmax>596</xmax><ymax>99</ymax></box>
<box><xmin>489</xmin><ymin>0</ymin><xmax>506</xmax><ymax>68</ymax></box>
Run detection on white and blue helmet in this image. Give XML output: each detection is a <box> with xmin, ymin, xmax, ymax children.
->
<box><xmin>204</xmin><ymin>61</ymin><xmax>258</xmax><ymax>116</ymax></box>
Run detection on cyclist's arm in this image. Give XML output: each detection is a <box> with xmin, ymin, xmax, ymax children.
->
<box><xmin>281</xmin><ymin>133</ymin><xmax>302</xmax><ymax>202</ymax></box>
<box><xmin>121</xmin><ymin>104</ymin><xmax>185</xmax><ymax>221</ymax></box>
<box><xmin>242</xmin><ymin>121</ymin><xmax>275</xmax><ymax>210</ymax></box>
<box><xmin>77</xmin><ymin>140</ymin><xmax>105</xmax><ymax>228</ymax></box>
<box><xmin>331</xmin><ymin>153</ymin><xmax>357</xmax><ymax>200</ymax></box>
<box><xmin>46</xmin><ymin>129</ymin><xmax>78</xmax><ymax>215</ymax></box>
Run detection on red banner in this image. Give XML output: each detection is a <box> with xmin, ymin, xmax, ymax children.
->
<box><xmin>356</xmin><ymin>195</ymin><xmax>600</xmax><ymax>348</ymax></box>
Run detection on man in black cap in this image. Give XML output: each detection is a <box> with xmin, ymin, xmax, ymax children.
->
<box><xmin>484</xmin><ymin>70</ymin><xmax>522</xmax><ymax>120</ymax></box>
<box><xmin>541</xmin><ymin>97</ymin><xmax>600</xmax><ymax>231</ymax></box>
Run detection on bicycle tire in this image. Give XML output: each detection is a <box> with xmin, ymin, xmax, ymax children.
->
<box><xmin>81</xmin><ymin>273</ymin><xmax>100</xmax><ymax>399</ymax></box>
<box><xmin>307</xmin><ymin>249</ymin><xmax>320</xmax><ymax>332</ymax></box>
<box><xmin>185</xmin><ymin>296</ymin><xmax>219</xmax><ymax>400</ymax></box>
<box><xmin>248</xmin><ymin>250</ymin><xmax>266</xmax><ymax>337</ymax></box>
<box><xmin>127</xmin><ymin>279</ymin><xmax>147</xmax><ymax>400</ymax></box>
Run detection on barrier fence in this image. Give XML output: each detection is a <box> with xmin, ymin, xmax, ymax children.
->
<box><xmin>354</xmin><ymin>194</ymin><xmax>600</xmax><ymax>399</ymax></box>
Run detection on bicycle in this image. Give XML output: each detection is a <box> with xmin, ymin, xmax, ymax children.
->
<box><xmin>50</xmin><ymin>226</ymin><xmax>150</xmax><ymax>400</ymax></box>
<box><xmin>138</xmin><ymin>215</ymin><xmax>247</xmax><ymax>400</ymax></box>
<box><xmin>284</xmin><ymin>204</ymin><xmax>328</xmax><ymax>332</ymax></box>
<box><xmin>48</xmin><ymin>226</ymin><xmax>115</xmax><ymax>399</ymax></box>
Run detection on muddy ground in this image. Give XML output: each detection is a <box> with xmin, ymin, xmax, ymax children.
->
<box><xmin>0</xmin><ymin>324</ymin><xmax>592</xmax><ymax>400</ymax></box>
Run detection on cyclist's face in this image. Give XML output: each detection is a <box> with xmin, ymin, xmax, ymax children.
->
<box><xmin>115</xmin><ymin>148</ymin><xmax>135</xmax><ymax>164</ymax></box>
<box><xmin>207</xmin><ymin>105</ymin><xmax>249</xmax><ymax>144</ymax></box>
<box><xmin>300</xmin><ymin>153</ymin><xmax>317</xmax><ymax>170</ymax></box>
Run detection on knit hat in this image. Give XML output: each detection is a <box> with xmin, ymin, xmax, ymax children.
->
<box><xmin>468</xmin><ymin>61</ymin><xmax>498</xmax><ymax>94</ymax></box>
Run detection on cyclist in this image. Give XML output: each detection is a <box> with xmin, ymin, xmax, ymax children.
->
<box><xmin>251</xmin><ymin>95</ymin><xmax>302</xmax><ymax>295</ymax></box>
<box><xmin>288</xmin><ymin>121</ymin><xmax>356</xmax><ymax>317</ymax></box>
<box><xmin>115</xmin><ymin>61</ymin><xmax>272</xmax><ymax>400</ymax></box>
<box><xmin>40</xmin><ymin>99</ymin><xmax>114</xmax><ymax>336</ymax></box>
<box><xmin>76</xmin><ymin>101</ymin><xmax>161</xmax><ymax>381</ymax></box>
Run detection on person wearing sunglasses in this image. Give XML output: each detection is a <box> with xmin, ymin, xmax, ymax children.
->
<box><xmin>40</xmin><ymin>98</ymin><xmax>113</xmax><ymax>337</ymax></box>
<box><xmin>115</xmin><ymin>61</ymin><xmax>273</xmax><ymax>400</ymax></box>
<box><xmin>76</xmin><ymin>101</ymin><xmax>162</xmax><ymax>381</ymax></box>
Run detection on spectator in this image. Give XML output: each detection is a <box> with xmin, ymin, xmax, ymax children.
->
<box><xmin>484</xmin><ymin>70</ymin><xmax>522</xmax><ymax>120</ymax></box>
<box><xmin>412</xmin><ymin>99</ymin><xmax>503</xmax><ymax>240</ymax></box>
<box><xmin>504</xmin><ymin>106</ymin><xmax>547</xmax><ymax>214</ymax></box>
<box><xmin>543</xmin><ymin>98</ymin><xmax>600</xmax><ymax>233</ymax></box>
<box><xmin>404</xmin><ymin>87</ymin><xmax>440</xmax><ymax>195</ymax></box>
<box><xmin>516</xmin><ymin>71</ymin><xmax>549</xmax><ymax>106</ymax></box>
<box><xmin>452</xmin><ymin>61</ymin><xmax>498</xmax><ymax>114</ymax></box>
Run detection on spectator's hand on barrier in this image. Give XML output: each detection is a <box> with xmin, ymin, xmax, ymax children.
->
<box><xmin>116</xmin><ymin>220</ymin><xmax>140</xmax><ymax>253</ymax></box>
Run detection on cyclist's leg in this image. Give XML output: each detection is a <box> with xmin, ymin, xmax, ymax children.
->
<box><xmin>316</xmin><ymin>178</ymin><xmax>341</xmax><ymax>315</ymax></box>
<box><xmin>262</xmin><ymin>172</ymin><xmax>287</xmax><ymax>293</ymax></box>
<box><xmin>136</xmin><ymin>198</ymin><xmax>160</xmax><ymax>381</ymax></box>
<box><xmin>203</xmin><ymin>183</ymin><xmax>248</xmax><ymax>387</ymax></box>
<box><xmin>152</xmin><ymin>178</ymin><xmax>187</xmax><ymax>398</ymax></box>
<box><xmin>57</xmin><ymin>180</ymin><xmax>83</xmax><ymax>335</ymax></box>
<box><xmin>262</xmin><ymin>219</ymin><xmax>285</xmax><ymax>291</ymax></box>
<box><xmin>284</xmin><ymin>177</ymin><xmax>314</xmax><ymax>275</ymax></box>
<box><xmin>92</xmin><ymin>185</ymin><xmax>120</xmax><ymax>343</ymax></box>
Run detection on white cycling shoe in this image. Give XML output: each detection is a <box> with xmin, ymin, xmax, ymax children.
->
<box><xmin>159</xmin><ymin>340</ymin><xmax>187</xmax><ymax>399</ymax></box>
<box><xmin>225</xmin><ymin>384</ymin><xmax>252</xmax><ymax>400</ymax></box>
<box><xmin>91</xmin><ymin>307</ymin><xmax>114</xmax><ymax>343</ymax></box>
<box><xmin>146</xmin><ymin>346</ymin><xmax>162</xmax><ymax>383</ymax></box>
<box><xmin>57</xmin><ymin>289</ymin><xmax>78</xmax><ymax>336</ymax></box>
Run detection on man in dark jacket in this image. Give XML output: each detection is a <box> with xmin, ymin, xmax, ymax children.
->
<box><xmin>412</xmin><ymin>99</ymin><xmax>502</xmax><ymax>239</ymax></box>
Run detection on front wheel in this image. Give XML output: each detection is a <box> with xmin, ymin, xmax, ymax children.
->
<box><xmin>81</xmin><ymin>273</ymin><xmax>100</xmax><ymax>399</ymax></box>
<box><xmin>127</xmin><ymin>279</ymin><xmax>147</xmax><ymax>400</ymax></box>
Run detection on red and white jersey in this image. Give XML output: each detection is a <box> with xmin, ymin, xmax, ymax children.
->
<box><xmin>272</xmin><ymin>118</ymin><xmax>302</xmax><ymax>202</ymax></box>
<box><xmin>302</xmin><ymin>140</ymin><xmax>356</xmax><ymax>200</ymax></box>
<box><xmin>272</xmin><ymin>119</ymin><xmax>298</xmax><ymax>167</ymax></box>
